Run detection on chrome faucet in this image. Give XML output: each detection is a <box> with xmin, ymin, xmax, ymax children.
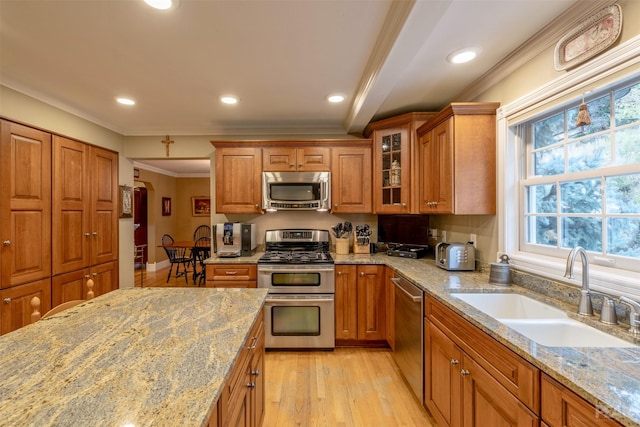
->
<box><xmin>564</xmin><ymin>246</ymin><xmax>594</xmax><ymax>316</ymax></box>
<box><xmin>619</xmin><ymin>296</ymin><xmax>640</xmax><ymax>335</ymax></box>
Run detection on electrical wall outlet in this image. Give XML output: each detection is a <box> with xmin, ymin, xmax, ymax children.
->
<box><xmin>430</xmin><ymin>228</ymin><xmax>438</xmax><ymax>238</ymax></box>
<box><xmin>469</xmin><ymin>234</ymin><xmax>477</xmax><ymax>248</ymax></box>
<box><xmin>441</xmin><ymin>230</ymin><xmax>447</xmax><ymax>242</ymax></box>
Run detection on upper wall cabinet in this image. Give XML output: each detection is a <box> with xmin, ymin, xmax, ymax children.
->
<box><xmin>211</xmin><ymin>140</ymin><xmax>372</xmax><ymax>214</ymax></box>
<box><xmin>363</xmin><ymin>113</ymin><xmax>437</xmax><ymax>214</ymax></box>
<box><xmin>214</xmin><ymin>145</ymin><xmax>263</xmax><ymax>214</ymax></box>
<box><xmin>262</xmin><ymin>146</ymin><xmax>330</xmax><ymax>172</ymax></box>
<box><xmin>417</xmin><ymin>102</ymin><xmax>499</xmax><ymax>215</ymax></box>
<box><xmin>331</xmin><ymin>143</ymin><xmax>372</xmax><ymax>214</ymax></box>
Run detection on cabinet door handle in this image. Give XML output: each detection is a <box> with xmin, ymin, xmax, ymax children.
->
<box><xmin>225</xmin><ymin>271</ymin><xmax>238</xmax><ymax>275</ymax></box>
<box><xmin>3</xmin><ymin>240</ymin><xmax>11</xmax><ymax>246</ymax></box>
<box><xmin>450</xmin><ymin>359</ymin><xmax>459</xmax><ymax>366</ymax></box>
<box><xmin>460</xmin><ymin>369</ymin><xmax>470</xmax><ymax>377</ymax></box>
<box><xmin>3</xmin><ymin>298</ymin><xmax>11</xmax><ymax>304</ymax></box>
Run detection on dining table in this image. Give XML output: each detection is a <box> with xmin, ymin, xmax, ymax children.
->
<box><xmin>0</xmin><ymin>287</ymin><xmax>267</xmax><ymax>427</ymax></box>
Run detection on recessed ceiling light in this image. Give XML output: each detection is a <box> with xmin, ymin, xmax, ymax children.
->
<box><xmin>220</xmin><ymin>96</ymin><xmax>239</xmax><ymax>105</ymax></box>
<box><xmin>447</xmin><ymin>48</ymin><xmax>481</xmax><ymax>64</ymax></box>
<box><xmin>116</xmin><ymin>97</ymin><xmax>135</xmax><ymax>106</ymax></box>
<box><xmin>144</xmin><ymin>0</ymin><xmax>173</xmax><ymax>10</ymax></box>
<box><xmin>327</xmin><ymin>94</ymin><xmax>345</xmax><ymax>103</ymax></box>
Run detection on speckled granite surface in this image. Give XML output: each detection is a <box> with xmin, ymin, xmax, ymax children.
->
<box><xmin>0</xmin><ymin>287</ymin><xmax>268</xmax><ymax>427</ymax></box>
<box><xmin>207</xmin><ymin>252</ymin><xmax>640</xmax><ymax>426</ymax></box>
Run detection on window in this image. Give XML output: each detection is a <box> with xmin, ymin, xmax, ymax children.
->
<box><xmin>519</xmin><ymin>78</ymin><xmax>640</xmax><ymax>273</ymax></box>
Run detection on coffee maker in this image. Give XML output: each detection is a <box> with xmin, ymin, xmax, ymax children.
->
<box><xmin>214</xmin><ymin>223</ymin><xmax>257</xmax><ymax>257</ymax></box>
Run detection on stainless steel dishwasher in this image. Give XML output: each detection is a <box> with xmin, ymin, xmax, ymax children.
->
<box><xmin>392</xmin><ymin>276</ymin><xmax>423</xmax><ymax>402</ymax></box>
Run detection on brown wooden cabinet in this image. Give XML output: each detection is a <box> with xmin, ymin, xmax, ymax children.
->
<box><xmin>424</xmin><ymin>295</ymin><xmax>539</xmax><ymax>427</ymax></box>
<box><xmin>217</xmin><ymin>311</ymin><xmax>265</xmax><ymax>427</ymax></box>
<box><xmin>331</xmin><ymin>145</ymin><xmax>372</xmax><ymax>213</ymax></box>
<box><xmin>417</xmin><ymin>102</ymin><xmax>499</xmax><ymax>215</ymax></box>
<box><xmin>262</xmin><ymin>146</ymin><xmax>330</xmax><ymax>172</ymax></box>
<box><xmin>0</xmin><ymin>121</ymin><xmax>53</xmax><ymax>334</ymax></box>
<box><xmin>541</xmin><ymin>374</ymin><xmax>623</xmax><ymax>427</ymax></box>
<box><xmin>0</xmin><ymin>121</ymin><xmax>52</xmax><ymax>290</ymax></box>
<box><xmin>0</xmin><ymin>279</ymin><xmax>51</xmax><ymax>334</ymax></box>
<box><xmin>335</xmin><ymin>264</ymin><xmax>385</xmax><ymax>344</ymax></box>
<box><xmin>364</xmin><ymin>112</ymin><xmax>436</xmax><ymax>214</ymax></box>
<box><xmin>214</xmin><ymin>146</ymin><xmax>262</xmax><ymax>214</ymax></box>
<box><xmin>206</xmin><ymin>264</ymin><xmax>257</xmax><ymax>288</ymax></box>
<box><xmin>52</xmin><ymin>136</ymin><xmax>118</xmax><ymax>306</ymax></box>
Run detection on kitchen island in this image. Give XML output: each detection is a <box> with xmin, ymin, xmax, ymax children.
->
<box><xmin>0</xmin><ymin>287</ymin><xmax>267</xmax><ymax>427</ymax></box>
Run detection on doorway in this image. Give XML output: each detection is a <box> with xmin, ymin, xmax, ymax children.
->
<box><xmin>134</xmin><ymin>186</ymin><xmax>148</xmax><ymax>266</ymax></box>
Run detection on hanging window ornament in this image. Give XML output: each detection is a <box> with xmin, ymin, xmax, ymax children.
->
<box><xmin>576</xmin><ymin>95</ymin><xmax>592</xmax><ymax>127</ymax></box>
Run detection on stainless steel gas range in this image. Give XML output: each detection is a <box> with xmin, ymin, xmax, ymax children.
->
<box><xmin>257</xmin><ymin>229</ymin><xmax>335</xmax><ymax>349</ymax></box>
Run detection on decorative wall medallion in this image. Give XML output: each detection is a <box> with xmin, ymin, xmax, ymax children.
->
<box><xmin>554</xmin><ymin>4</ymin><xmax>622</xmax><ymax>71</ymax></box>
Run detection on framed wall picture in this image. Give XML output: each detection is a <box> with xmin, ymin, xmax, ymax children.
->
<box><xmin>162</xmin><ymin>197</ymin><xmax>171</xmax><ymax>216</ymax></box>
<box><xmin>192</xmin><ymin>196</ymin><xmax>211</xmax><ymax>217</ymax></box>
<box><xmin>119</xmin><ymin>185</ymin><xmax>133</xmax><ymax>218</ymax></box>
<box><xmin>554</xmin><ymin>4</ymin><xmax>622</xmax><ymax>71</ymax></box>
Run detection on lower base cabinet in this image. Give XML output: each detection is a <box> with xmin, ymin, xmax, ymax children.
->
<box><xmin>215</xmin><ymin>310</ymin><xmax>265</xmax><ymax>427</ymax></box>
<box><xmin>541</xmin><ymin>374</ymin><xmax>622</xmax><ymax>427</ymax></box>
<box><xmin>335</xmin><ymin>264</ymin><xmax>386</xmax><ymax>345</ymax></box>
<box><xmin>0</xmin><ymin>279</ymin><xmax>51</xmax><ymax>334</ymax></box>
<box><xmin>206</xmin><ymin>265</ymin><xmax>257</xmax><ymax>288</ymax></box>
<box><xmin>424</xmin><ymin>296</ymin><xmax>539</xmax><ymax>427</ymax></box>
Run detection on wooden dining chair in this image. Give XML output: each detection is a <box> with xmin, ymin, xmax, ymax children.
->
<box><xmin>161</xmin><ymin>234</ymin><xmax>192</xmax><ymax>283</ymax></box>
<box><xmin>31</xmin><ymin>279</ymin><xmax>95</xmax><ymax>322</ymax></box>
<box><xmin>193</xmin><ymin>224</ymin><xmax>212</xmax><ymax>241</ymax></box>
<box><xmin>192</xmin><ymin>236</ymin><xmax>211</xmax><ymax>286</ymax></box>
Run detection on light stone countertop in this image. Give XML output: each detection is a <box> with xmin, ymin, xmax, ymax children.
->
<box><xmin>0</xmin><ymin>287</ymin><xmax>268</xmax><ymax>427</ymax></box>
<box><xmin>207</xmin><ymin>251</ymin><xmax>640</xmax><ymax>426</ymax></box>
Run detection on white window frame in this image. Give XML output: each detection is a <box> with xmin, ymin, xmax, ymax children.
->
<box><xmin>498</xmin><ymin>34</ymin><xmax>640</xmax><ymax>300</ymax></box>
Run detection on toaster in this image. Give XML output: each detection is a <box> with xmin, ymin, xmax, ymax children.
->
<box><xmin>435</xmin><ymin>242</ymin><xmax>476</xmax><ymax>271</ymax></box>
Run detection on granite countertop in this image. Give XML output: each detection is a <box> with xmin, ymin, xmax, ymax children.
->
<box><xmin>207</xmin><ymin>251</ymin><xmax>640</xmax><ymax>426</ymax></box>
<box><xmin>0</xmin><ymin>287</ymin><xmax>268</xmax><ymax>427</ymax></box>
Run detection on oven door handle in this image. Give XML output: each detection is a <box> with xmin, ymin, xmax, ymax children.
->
<box><xmin>258</xmin><ymin>266</ymin><xmax>335</xmax><ymax>273</ymax></box>
<box><xmin>265</xmin><ymin>295</ymin><xmax>334</xmax><ymax>304</ymax></box>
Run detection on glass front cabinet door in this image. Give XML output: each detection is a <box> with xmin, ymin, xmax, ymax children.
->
<box><xmin>365</xmin><ymin>112</ymin><xmax>436</xmax><ymax>214</ymax></box>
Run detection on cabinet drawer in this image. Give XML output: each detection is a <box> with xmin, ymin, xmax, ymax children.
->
<box><xmin>541</xmin><ymin>374</ymin><xmax>622</xmax><ymax>427</ymax></box>
<box><xmin>425</xmin><ymin>296</ymin><xmax>540</xmax><ymax>413</ymax></box>
<box><xmin>207</xmin><ymin>265</ymin><xmax>256</xmax><ymax>281</ymax></box>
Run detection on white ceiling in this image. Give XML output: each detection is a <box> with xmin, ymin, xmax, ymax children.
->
<box><xmin>1</xmin><ymin>0</ymin><xmax>579</xmax><ymax>175</ymax></box>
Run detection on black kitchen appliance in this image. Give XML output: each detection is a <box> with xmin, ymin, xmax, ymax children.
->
<box><xmin>387</xmin><ymin>244</ymin><xmax>428</xmax><ymax>259</ymax></box>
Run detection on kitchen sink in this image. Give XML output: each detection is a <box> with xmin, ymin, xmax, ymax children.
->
<box><xmin>502</xmin><ymin>319</ymin><xmax>638</xmax><ymax>348</ymax></box>
<box><xmin>454</xmin><ymin>292</ymin><xmax>637</xmax><ymax>348</ymax></box>
<box><xmin>454</xmin><ymin>293</ymin><xmax>568</xmax><ymax>319</ymax></box>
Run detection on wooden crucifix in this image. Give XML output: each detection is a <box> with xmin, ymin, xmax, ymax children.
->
<box><xmin>161</xmin><ymin>135</ymin><xmax>174</xmax><ymax>157</ymax></box>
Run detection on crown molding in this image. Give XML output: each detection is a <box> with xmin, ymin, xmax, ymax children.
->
<box><xmin>454</xmin><ymin>0</ymin><xmax>618</xmax><ymax>102</ymax></box>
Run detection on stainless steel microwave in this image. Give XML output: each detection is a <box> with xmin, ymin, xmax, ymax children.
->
<box><xmin>262</xmin><ymin>171</ymin><xmax>331</xmax><ymax>212</ymax></box>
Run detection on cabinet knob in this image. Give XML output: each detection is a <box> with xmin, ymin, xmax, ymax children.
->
<box><xmin>255</xmin><ymin>204</ymin><xmax>259</xmax><ymax>209</ymax></box>
<box><xmin>460</xmin><ymin>369</ymin><xmax>470</xmax><ymax>377</ymax></box>
<box><xmin>85</xmin><ymin>233</ymin><xmax>91</xmax><ymax>237</ymax></box>
<box><xmin>337</xmin><ymin>271</ymin><xmax>342</xmax><ymax>276</ymax></box>
<box><xmin>360</xmin><ymin>272</ymin><xmax>365</xmax><ymax>277</ymax></box>
<box><xmin>246</xmin><ymin>382</ymin><xmax>256</xmax><ymax>388</ymax></box>
<box><xmin>450</xmin><ymin>359</ymin><xmax>459</xmax><ymax>366</ymax></box>
<box><xmin>289</xmin><ymin>163</ymin><xmax>295</xmax><ymax>167</ymax></box>
<box><xmin>402</xmin><ymin>203</ymin><xmax>407</xmax><ymax>207</ymax></box>
<box><xmin>3</xmin><ymin>298</ymin><xmax>11</xmax><ymax>304</ymax></box>
<box><xmin>85</xmin><ymin>275</ymin><xmax>91</xmax><ymax>279</ymax></box>
<box><xmin>334</xmin><ymin>204</ymin><xmax>338</xmax><ymax>208</ymax></box>
<box><xmin>251</xmin><ymin>369</ymin><xmax>260</xmax><ymax>376</ymax></box>
<box><xmin>298</xmin><ymin>163</ymin><xmax>303</xmax><ymax>167</ymax></box>
<box><xmin>92</xmin><ymin>232</ymin><xmax>98</xmax><ymax>236</ymax></box>
<box><xmin>3</xmin><ymin>240</ymin><xmax>10</xmax><ymax>246</ymax></box>
<box><xmin>92</xmin><ymin>272</ymin><xmax>98</xmax><ymax>277</ymax></box>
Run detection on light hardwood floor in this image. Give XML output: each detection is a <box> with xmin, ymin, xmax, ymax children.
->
<box><xmin>138</xmin><ymin>266</ymin><xmax>436</xmax><ymax>427</ymax></box>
